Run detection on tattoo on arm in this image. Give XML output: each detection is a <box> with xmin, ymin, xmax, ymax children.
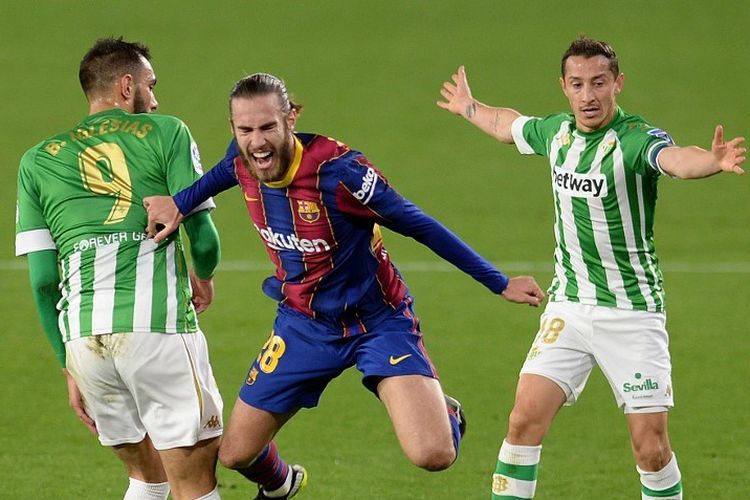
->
<box><xmin>492</xmin><ymin>109</ymin><xmax>501</xmax><ymax>133</ymax></box>
<box><xmin>465</xmin><ymin>102</ymin><xmax>476</xmax><ymax>119</ymax></box>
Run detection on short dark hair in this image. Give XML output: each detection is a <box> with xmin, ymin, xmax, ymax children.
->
<box><xmin>561</xmin><ymin>36</ymin><xmax>619</xmax><ymax>77</ymax></box>
<box><xmin>229</xmin><ymin>73</ymin><xmax>302</xmax><ymax>115</ymax></box>
<box><xmin>79</xmin><ymin>37</ymin><xmax>151</xmax><ymax>96</ymax></box>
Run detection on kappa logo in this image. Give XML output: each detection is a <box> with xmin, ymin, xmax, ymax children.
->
<box><xmin>389</xmin><ymin>354</ymin><xmax>412</xmax><ymax>365</ymax></box>
<box><xmin>552</xmin><ymin>168</ymin><xmax>608</xmax><ymax>199</ymax></box>
<box><xmin>246</xmin><ymin>367</ymin><xmax>259</xmax><ymax>385</ymax></box>
<box><xmin>297</xmin><ymin>200</ymin><xmax>321</xmax><ymax>223</ymax></box>
<box><xmin>203</xmin><ymin>415</ymin><xmax>221</xmax><ymax>429</ymax></box>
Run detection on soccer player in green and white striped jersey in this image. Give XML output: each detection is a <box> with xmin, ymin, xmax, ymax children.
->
<box><xmin>438</xmin><ymin>36</ymin><xmax>746</xmax><ymax>500</ymax></box>
<box><xmin>15</xmin><ymin>38</ymin><xmax>224</xmax><ymax>500</ymax></box>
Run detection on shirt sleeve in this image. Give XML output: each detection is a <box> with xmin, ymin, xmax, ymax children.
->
<box><xmin>27</xmin><ymin>249</ymin><xmax>66</xmax><ymax>366</ymax></box>
<box><xmin>173</xmin><ymin>140</ymin><xmax>239</xmax><ymax>215</ymax></box>
<box><xmin>334</xmin><ymin>153</ymin><xmax>509</xmax><ymax>294</ymax></box>
<box><xmin>511</xmin><ymin>115</ymin><xmax>549</xmax><ymax>156</ymax></box>
<box><xmin>164</xmin><ymin>120</ymin><xmax>218</xmax><ymax>214</ymax></box>
<box><xmin>643</xmin><ymin>127</ymin><xmax>675</xmax><ymax>177</ymax></box>
<box><xmin>15</xmin><ymin>148</ymin><xmax>57</xmax><ymax>256</ymax></box>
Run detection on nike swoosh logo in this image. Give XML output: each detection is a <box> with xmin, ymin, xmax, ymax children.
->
<box><xmin>244</xmin><ymin>194</ymin><xmax>259</xmax><ymax>202</ymax></box>
<box><xmin>389</xmin><ymin>354</ymin><xmax>412</xmax><ymax>365</ymax></box>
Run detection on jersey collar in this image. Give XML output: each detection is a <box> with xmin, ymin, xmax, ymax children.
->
<box><xmin>264</xmin><ymin>135</ymin><xmax>303</xmax><ymax>188</ymax></box>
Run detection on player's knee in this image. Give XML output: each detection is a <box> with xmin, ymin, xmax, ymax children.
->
<box><xmin>217</xmin><ymin>443</ymin><xmax>259</xmax><ymax>471</ymax></box>
<box><xmin>407</xmin><ymin>445</ymin><xmax>456</xmax><ymax>472</ymax></box>
<box><xmin>506</xmin><ymin>407</ymin><xmax>547</xmax><ymax>444</ymax></box>
<box><xmin>632</xmin><ymin>441</ymin><xmax>671</xmax><ymax>470</ymax></box>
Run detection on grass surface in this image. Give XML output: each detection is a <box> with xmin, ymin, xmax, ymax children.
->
<box><xmin>1</xmin><ymin>1</ymin><xmax>748</xmax><ymax>498</ymax></box>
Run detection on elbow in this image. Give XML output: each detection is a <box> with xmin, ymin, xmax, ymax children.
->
<box><xmin>31</xmin><ymin>275</ymin><xmax>60</xmax><ymax>299</ymax></box>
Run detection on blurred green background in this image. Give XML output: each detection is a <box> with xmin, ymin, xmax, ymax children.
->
<box><xmin>1</xmin><ymin>1</ymin><xmax>748</xmax><ymax>498</ymax></box>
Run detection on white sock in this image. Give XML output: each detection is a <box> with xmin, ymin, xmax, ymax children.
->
<box><xmin>123</xmin><ymin>477</ymin><xmax>170</xmax><ymax>500</ymax></box>
<box><xmin>195</xmin><ymin>485</ymin><xmax>221</xmax><ymax>499</ymax></box>
<box><xmin>637</xmin><ymin>453</ymin><xmax>682</xmax><ymax>500</ymax></box>
<box><xmin>492</xmin><ymin>439</ymin><xmax>542</xmax><ymax>499</ymax></box>
<box><xmin>263</xmin><ymin>468</ymin><xmax>292</xmax><ymax>498</ymax></box>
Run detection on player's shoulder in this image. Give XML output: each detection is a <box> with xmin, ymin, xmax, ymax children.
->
<box><xmin>140</xmin><ymin>112</ymin><xmax>190</xmax><ymax>133</ymax></box>
<box><xmin>616</xmin><ymin>109</ymin><xmax>673</xmax><ymax>144</ymax></box>
<box><xmin>19</xmin><ymin>136</ymin><xmax>58</xmax><ymax>170</ymax></box>
<box><xmin>524</xmin><ymin>112</ymin><xmax>574</xmax><ymax>135</ymax></box>
<box><xmin>533</xmin><ymin>111</ymin><xmax>573</xmax><ymax>125</ymax></box>
<box><xmin>298</xmin><ymin>133</ymin><xmax>360</xmax><ymax>170</ymax></box>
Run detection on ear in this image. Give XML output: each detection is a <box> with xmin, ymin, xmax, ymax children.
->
<box><xmin>614</xmin><ymin>73</ymin><xmax>624</xmax><ymax>95</ymax></box>
<box><xmin>559</xmin><ymin>76</ymin><xmax>568</xmax><ymax>96</ymax></box>
<box><xmin>228</xmin><ymin>118</ymin><xmax>235</xmax><ymax>135</ymax></box>
<box><xmin>287</xmin><ymin>108</ymin><xmax>298</xmax><ymax>130</ymax></box>
<box><xmin>118</xmin><ymin>73</ymin><xmax>135</xmax><ymax>100</ymax></box>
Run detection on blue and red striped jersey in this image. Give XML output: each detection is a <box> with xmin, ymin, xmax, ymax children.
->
<box><xmin>175</xmin><ymin>133</ymin><xmax>508</xmax><ymax>322</ymax></box>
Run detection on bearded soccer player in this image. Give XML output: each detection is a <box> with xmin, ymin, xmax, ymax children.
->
<box><xmin>438</xmin><ymin>36</ymin><xmax>746</xmax><ymax>500</ymax></box>
<box><xmin>15</xmin><ymin>38</ymin><xmax>223</xmax><ymax>500</ymax></box>
<box><xmin>143</xmin><ymin>72</ymin><xmax>545</xmax><ymax>499</ymax></box>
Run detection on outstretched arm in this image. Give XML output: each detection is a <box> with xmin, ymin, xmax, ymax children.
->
<box><xmin>379</xmin><ymin>199</ymin><xmax>544</xmax><ymax>306</ymax></box>
<box><xmin>658</xmin><ymin>125</ymin><xmax>746</xmax><ymax>179</ymax></box>
<box><xmin>437</xmin><ymin>65</ymin><xmax>521</xmax><ymax>144</ymax></box>
<box><xmin>145</xmin><ymin>149</ymin><xmax>238</xmax><ymax>242</ymax></box>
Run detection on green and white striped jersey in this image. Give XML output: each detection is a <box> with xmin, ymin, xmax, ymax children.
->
<box><xmin>511</xmin><ymin>107</ymin><xmax>674</xmax><ymax>312</ymax></box>
<box><xmin>15</xmin><ymin>109</ymin><xmax>214</xmax><ymax>341</ymax></box>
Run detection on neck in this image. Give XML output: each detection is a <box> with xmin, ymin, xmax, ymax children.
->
<box><xmin>88</xmin><ymin>94</ymin><xmax>132</xmax><ymax>115</ymax></box>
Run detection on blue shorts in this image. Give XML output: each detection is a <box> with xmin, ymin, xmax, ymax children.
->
<box><xmin>238</xmin><ymin>301</ymin><xmax>438</xmax><ymax>414</ymax></box>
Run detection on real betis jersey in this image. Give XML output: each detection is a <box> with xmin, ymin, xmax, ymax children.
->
<box><xmin>15</xmin><ymin>109</ymin><xmax>214</xmax><ymax>341</ymax></box>
<box><xmin>511</xmin><ymin>107</ymin><xmax>674</xmax><ymax>312</ymax></box>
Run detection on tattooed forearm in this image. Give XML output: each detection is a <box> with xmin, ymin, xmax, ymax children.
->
<box><xmin>465</xmin><ymin>102</ymin><xmax>476</xmax><ymax>119</ymax></box>
<box><xmin>492</xmin><ymin>109</ymin><xmax>501</xmax><ymax>133</ymax></box>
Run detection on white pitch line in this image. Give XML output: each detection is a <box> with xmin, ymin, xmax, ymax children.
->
<box><xmin>2</xmin><ymin>260</ymin><xmax>750</xmax><ymax>273</ymax></box>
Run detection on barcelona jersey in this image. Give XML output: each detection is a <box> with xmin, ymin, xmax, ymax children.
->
<box><xmin>175</xmin><ymin>133</ymin><xmax>508</xmax><ymax>324</ymax></box>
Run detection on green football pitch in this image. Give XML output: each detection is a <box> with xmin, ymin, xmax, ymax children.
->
<box><xmin>1</xmin><ymin>1</ymin><xmax>748</xmax><ymax>498</ymax></box>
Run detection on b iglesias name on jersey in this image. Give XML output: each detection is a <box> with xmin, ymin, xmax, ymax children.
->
<box><xmin>175</xmin><ymin>133</ymin><xmax>508</xmax><ymax>323</ymax></box>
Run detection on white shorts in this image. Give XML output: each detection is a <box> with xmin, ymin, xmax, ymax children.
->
<box><xmin>65</xmin><ymin>331</ymin><xmax>223</xmax><ymax>450</ymax></box>
<box><xmin>520</xmin><ymin>301</ymin><xmax>674</xmax><ymax>413</ymax></box>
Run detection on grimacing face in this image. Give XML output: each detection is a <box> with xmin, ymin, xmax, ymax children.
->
<box><xmin>560</xmin><ymin>55</ymin><xmax>623</xmax><ymax>133</ymax></box>
<box><xmin>230</xmin><ymin>94</ymin><xmax>297</xmax><ymax>183</ymax></box>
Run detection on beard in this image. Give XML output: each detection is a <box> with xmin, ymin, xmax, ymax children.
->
<box><xmin>133</xmin><ymin>87</ymin><xmax>150</xmax><ymax>114</ymax></box>
<box><xmin>239</xmin><ymin>129</ymin><xmax>295</xmax><ymax>183</ymax></box>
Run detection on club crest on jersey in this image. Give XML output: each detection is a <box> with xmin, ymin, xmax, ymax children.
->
<box><xmin>557</xmin><ymin>132</ymin><xmax>571</xmax><ymax>147</ymax></box>
<box><xmin>600</xmin><ymin>139</ymin><xmax>616</xmax><ymax>154</ymax></box>
<box><xmin>297</xmin><ymin>200</ymin><xmax>320</xmax><ymax>223</ymax></box>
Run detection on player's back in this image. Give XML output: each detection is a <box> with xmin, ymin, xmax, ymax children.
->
<box><xmin>16</xmin><ymin>109</ymin><xmax>203</xmax><ymax>340</ymax></box>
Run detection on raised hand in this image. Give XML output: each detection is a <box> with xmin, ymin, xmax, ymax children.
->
<box><xmin>501</xmin><ymin>276</ymin><xmax>545</xmax><ymax>307</ymax></box>
<box><xmin>437</xmin><ymin>66</ymin><xmax>476</xmax><ymax>118</ymax></box>
<box><xmin>711</xmin><ymin>125</ymin><xmax>746</xmax><ymax>174</ymax></box>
